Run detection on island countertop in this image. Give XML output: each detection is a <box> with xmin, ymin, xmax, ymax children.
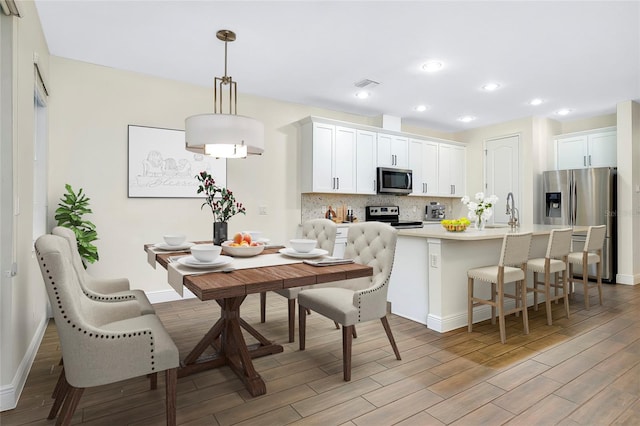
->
<box><xmin>397</xmin><ymin>224</ymin><xmax>586</xmax><ymax>241</ymax></box>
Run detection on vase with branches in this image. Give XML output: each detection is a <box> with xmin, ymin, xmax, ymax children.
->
<box><xmin>196</xmin><ymin>171</ymin><xmax>246</xmax><ymax>244</ymax></box>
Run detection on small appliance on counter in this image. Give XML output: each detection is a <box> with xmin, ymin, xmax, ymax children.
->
<box><xmin>365</xmin><ymin>206</ymin><xmax>423</xmax><ymax>229</ymax></box>
<box><xmin>425</xmin><ymin>202</ymin><xmax>446</xmax><ymax>222</ymax></box>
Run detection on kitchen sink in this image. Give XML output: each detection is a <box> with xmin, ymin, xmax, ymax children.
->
<box><xmin>484</xmin><ymin>224</ymin><xmax>509</xmax><ymax>229</ymax></box>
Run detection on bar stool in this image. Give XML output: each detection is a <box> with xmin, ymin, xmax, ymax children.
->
<box><xmin>568</xmin><ymin>225</ymin><xmax>607</xmax><ymax>310</ymax></box>
<box><xmin>467</xmin><ymin>233</ymin><xmax>532</xmax><ymax>344</ymax></box>
<box><xmin>526</xmin><ymin>228</ymin><xmax>572</xmax><ymax>325</ymax></box>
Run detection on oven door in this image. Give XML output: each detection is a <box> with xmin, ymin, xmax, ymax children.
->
<box><xmin>377</xmin><ymin>167</ymin><xmax>412</xmax><ymax>195</ymax></box>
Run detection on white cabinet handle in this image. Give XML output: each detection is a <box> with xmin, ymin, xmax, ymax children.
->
<box><xmin>583</xmin><ymin>156</ymin><xmax>587</xmax><ymax>167</ymax></box>
<box><xmin>588</xmin><ymin>155</ymin><xmax>592</xmax><ymax>166</ymax></box>
<box><xmin>336</xmin><ymin>177</ymin><xmax>339</xmax><ymax>190</ymax></box>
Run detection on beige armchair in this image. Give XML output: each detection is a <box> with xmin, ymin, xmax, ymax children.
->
<box><xmin>35</xmin><ymin>234</ymin><xmax>178</xmax><ymax>426</ymax></box>
<box><xmin>297</xmin><ymin>222</ymin><xmax>401</xmax><ymax>381</ymax></box>
<box><xmin>260</xmin><ymin>218</ymin><xmax>338</xmax><ymax>342</ymax></box>
<box><xmin>52</xmin><ymin>226</ymin><xmax>154</xmax><ymax>315</ymax></box>
<box><xmin>568</xmin><ymin>225</ymin><xmax>607</xmax><ymax>309</ymax></box>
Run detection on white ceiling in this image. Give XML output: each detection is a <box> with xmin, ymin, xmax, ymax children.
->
<box><xmin>34</xmin><ymin>0</ymin><xmax>640</xmax><ymax>132</ymax></box>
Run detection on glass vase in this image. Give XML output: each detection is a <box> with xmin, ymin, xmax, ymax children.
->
<box><xmin>213</xmin><ymin>222</ymin><xmax>228</xmax><ymax>245</ymax></box>
<box><xmin>475</xmin><ymin>217</ymin><xmax>485</xmax><ymax>231</ymax></box>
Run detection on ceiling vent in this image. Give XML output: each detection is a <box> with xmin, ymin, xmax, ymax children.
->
<box><xmin>354</xmin><ymin>79</ymin><xmax>380</xmax><ymax>89</ymax></box>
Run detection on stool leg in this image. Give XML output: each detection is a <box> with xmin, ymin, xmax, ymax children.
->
<box><xmin>467</xmin><ymin>277</ymin><xmax>474</xmax><ymax>332</ymax></box>
<box><xmin>497</xmin><ymin>279</ymin><xmax>506</xmax><ymax>344</ymax></box>
<box><xmin>544</xmin><ymin>269</ymin><xmax>552</xmax><ymax>326</ymax></box>
<box><xmin>491</xmin><ymin>282</ymin><xmax>497</xmax><ymax>325</ymax></box>
<box><xmin>562</xmin><ymin>268</ymin><xmax>570</xmax><ymax>319</ymax></box>
<box><xmin>597</xmin><ymin>258</ymin><xmax>603</xmax><ymax>305</ymax></box>
<box><xmin>533</xmin><ymin>272</ymin><xmax>539</xmax><ymax>310</ymax></box>
<box><xmin>583</xmin><ymin>261</ymin><xmax>590</xmax><ymax>310</ymax></box>
<box><xmin>521</xmin><ymin>279</ymin><xmax>529</xmax><ymax>335</ymax></box>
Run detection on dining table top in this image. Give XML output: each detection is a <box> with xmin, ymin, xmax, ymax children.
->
<box><xmin>147</xmin><ymin>245</ymin><xmax>373</xmax><ymax>301</ymax></box>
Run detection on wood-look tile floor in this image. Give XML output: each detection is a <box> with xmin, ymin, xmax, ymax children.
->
<box><xmin>2</xmin><ymin>283</ymin><xmax>639</xmax><ymax>425</ymax></box>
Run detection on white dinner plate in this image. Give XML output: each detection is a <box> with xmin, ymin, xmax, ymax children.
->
<box><xmin>153</xmin><ymin>242</ymin><xmax>194</xmax><ymax>251</ymax></box>
<box><xmin>278</xmin><ymin>247</ymin><xmax>329</xmax><ymax>259</ymax></box>
<box><xmin>257</xmin><ymin>238</ymin><xmax>271</xmax><ymax>244</ymax></box>
<box><xmin>176</xmin><ymin>255</ymin><xmax>233</xmax><ymax>269</ymax></box>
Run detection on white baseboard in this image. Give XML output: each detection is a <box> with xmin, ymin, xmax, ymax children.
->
<box><xmin>0</xmin><ymin>315</ymin><xmax>48</xmax><ymax>411</ymax></box>
<box><xmin>145</xmin><ymin>288</ymin><xmax>196</xmax><ymax>305</ymax></box>
<box><xmin>615</xmin><ymin>273</ymin><xmax>640</xmax><ymax>285</ymax></box>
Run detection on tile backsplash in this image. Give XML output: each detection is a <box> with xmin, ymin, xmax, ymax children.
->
<box><xmin>301</xmin><ymin>193</ymin><xmax>466</xmax><ymax>223</ymax></box>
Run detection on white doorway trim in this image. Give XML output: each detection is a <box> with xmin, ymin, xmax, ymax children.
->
<box><xmin>484</xmin><ymin>133</ymin><xmax>522</xmax><ymax>225</ymax></box>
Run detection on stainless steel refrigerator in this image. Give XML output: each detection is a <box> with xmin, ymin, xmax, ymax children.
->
<box><xmin>543</xmin><ymin>167</ymin><xmax>616</xmax><ymax>282</ymax></box>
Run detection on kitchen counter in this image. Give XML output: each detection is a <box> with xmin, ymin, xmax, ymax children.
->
<box><xmin>387</xmin><ymin>224</ymin><xmax>585</xmax><ymax>333</ymax></box>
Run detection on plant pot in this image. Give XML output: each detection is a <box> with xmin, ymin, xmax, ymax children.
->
<box><xmin>213</xmin><ymin>222</ymin><xmax>228</xmax><ymax>245</ymax></box>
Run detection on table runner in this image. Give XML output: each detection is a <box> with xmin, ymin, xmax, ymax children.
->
<box><xmin>167</xmin><ymin>253</ymin><xmax>305</xmax><ymax>296</ymax></box>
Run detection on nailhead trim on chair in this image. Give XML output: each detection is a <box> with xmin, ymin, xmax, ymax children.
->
<box><xmin>37</xmin><ymin>249</ymin><xmax>156</xmax><ymax>371</ymax></box>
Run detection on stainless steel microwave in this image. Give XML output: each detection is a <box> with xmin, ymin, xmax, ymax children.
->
<box><xmin>376</xmin><ymin>167</ymin><xmax>412</xmax><ymax>195</ymax></box>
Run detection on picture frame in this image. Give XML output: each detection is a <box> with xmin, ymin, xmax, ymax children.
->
<box><xmin>127</xmin><ymin>124</ymin><xmax>227</xmax><ymax>198</ymax></box>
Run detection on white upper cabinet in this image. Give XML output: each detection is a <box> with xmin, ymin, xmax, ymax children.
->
<box><xmin>556</xmin><ymin>128</ymin><xmax>616</xmax><ymax>169</ymax></box>
<box><xmin>302</xmin><ymin>121</ymin><xmax>356</xmax><ymax>193</ymax></box>
<box><xmin>356</xmin><ymin>130</ymin><xmax>377</xmax><ymax>194</ymax></box>
<box><xmin>377</xmin><ymin>133</ymin><xmax>409</xmax><ymax>168</ymax></box>
<box><xmin>438</xmin><ymin>143</ymin><xmax>466</xmax><ymax>197</ymax></box>
<box><xmin>409</xmin><ymin>139</ymin><xmax>439</xmax><ymax>196</ymax></box>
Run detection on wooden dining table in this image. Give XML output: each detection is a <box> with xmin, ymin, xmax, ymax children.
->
<box><xmin>145</xmin><ymin>244</ymin><xmax>373</xmax><ymax>397</ymax></box>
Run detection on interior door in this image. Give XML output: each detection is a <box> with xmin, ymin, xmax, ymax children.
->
<box><xmin>485</xmin><ymin>135</ymin><xmax>520</xmax><ymax>224</ymax></box>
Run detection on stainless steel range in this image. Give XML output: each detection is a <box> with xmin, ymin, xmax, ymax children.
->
<box><xmin>365</xmin><ymin>206</ymin><xmax>424</xmax><ymax>229</ymax></box>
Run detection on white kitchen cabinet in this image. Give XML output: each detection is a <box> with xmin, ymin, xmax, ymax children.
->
<box><xmin>356</xmin><ymin>130</ymin><xmax>377</xmax><ymax>194</ymax></box>
<box><xmin>438</xmin><ymin>143</ymin><xmax>466</xmax><ymax>197</ymax></box>
<box><xmin>302</xmin><ymin>121</ymin><xmax>357</xmax><ymax>193</ymax></box>
<box><xmin>377</xmin><ymin>133</ymin><xmax>409</xmax><ymax>168</ymax></box>
<box><xmin>556</xmin><ymin>128</ymin><xmax>616</xmax><ymax>170</ymax></box>
<box><xmin>409</xmin><ymin>139</ymin><xmax>439</xmax><ymax>196</ymax></box>
<box><xmin>333</xmin><ymin>226</ymin><xmax>349</xmax><ymax>258</ymax></box>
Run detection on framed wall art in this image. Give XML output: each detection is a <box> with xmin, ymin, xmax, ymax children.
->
<box><xmin>127</xmin><ymin>125</ymin><xmax>227</xmax><ymax>198</ymax></box>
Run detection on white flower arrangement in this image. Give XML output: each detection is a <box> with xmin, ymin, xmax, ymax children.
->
<box><xmin>461</xmin><ymin>192</ymin><xmax>498</xmax><ymax>222</ymax></box>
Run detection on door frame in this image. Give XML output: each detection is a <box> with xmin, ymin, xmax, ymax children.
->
<box><xmin>483</xmin><ymin>133</ymin><xmax>522</xmax><ymax>225</ymax></box>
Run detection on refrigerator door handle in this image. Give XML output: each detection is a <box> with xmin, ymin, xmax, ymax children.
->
<box><xmin>572</xmin><ymin>177</ymin><xmax>578</xmax><ymax>225</ymax></box>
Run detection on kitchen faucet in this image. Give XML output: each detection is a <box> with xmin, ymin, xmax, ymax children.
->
<box><xmin>506</xmin><ymin>192</ymin><xmax>519</xmax><ymax>229</ymax></box>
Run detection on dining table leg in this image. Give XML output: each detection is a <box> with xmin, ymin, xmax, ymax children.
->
<box><xmin>178</xmin><ymin>295</ymin><xmax>283</xmax><ymax>397</ymax></box>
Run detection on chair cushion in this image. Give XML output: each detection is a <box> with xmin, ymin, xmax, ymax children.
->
<box><xmin>568</xmin><ymin>252</ymin><xmax>600</xmax><ymax>265</ymax></box>
<box><xmin>275</xmin><ymin>288</ymin><xmax>302</xmax><ymax>299</ymax></box>
<box><xmin>298</xmin><ymin>287</ymin><xmax>358</xmax><ymax>326</ymax></box>
<box><xmin>527</xmin><ymin>258</ymin><xmax>566</xmax><ymax>274</ymax></box>
<box><xmin>467</xmin><ymin>265</ymin><xmax>525</xmax><ymax>283</ymax></box>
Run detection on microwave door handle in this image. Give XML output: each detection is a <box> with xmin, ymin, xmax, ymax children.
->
<box><xmin>406</xmin><ymin>173</ymin><xmax>412</xmax><ymax>190</ymax></box>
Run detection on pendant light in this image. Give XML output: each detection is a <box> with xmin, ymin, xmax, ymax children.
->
<box><xmin>185</xmin><ymin>29</ymin><xmax>264</xmax><ymax>158</ymax></box>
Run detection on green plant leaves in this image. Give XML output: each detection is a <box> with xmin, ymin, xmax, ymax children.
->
<box><xmin>55</xmin><ymin>184</ymin><xmax>99</xmax><ymax>265</ymax></box>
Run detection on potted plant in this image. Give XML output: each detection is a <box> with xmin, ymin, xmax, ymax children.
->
<box><xmin>195</xmin><ymin>171</ymin><xmax>246</xmax><ymax>245</ymax></box>
<box><xmin>55</xmin><ymin>184</ymin><xmax>99</xmax><ymax>265</ymax></box>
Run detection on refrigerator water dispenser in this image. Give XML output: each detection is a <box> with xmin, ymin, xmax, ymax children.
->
<box><xmin>545</xmin><ymin>192</ymin><xmax>562</xmax><ymax>218</ymax></box>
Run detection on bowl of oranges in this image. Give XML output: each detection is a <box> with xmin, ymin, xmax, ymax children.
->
<box><xmin>441</xmin><ymin>218</ymin><xmax>471</xmax><ymax>232</ymax></box>
<box><xmin>221</xmin><ymin>232</ymin><xmax>266</xmax><ymax>257</ymax></box>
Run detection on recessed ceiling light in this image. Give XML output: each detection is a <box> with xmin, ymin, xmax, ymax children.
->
<box><xmin>355</xmin><ymin>91</ymin><xmax>370</xmax><ymax>99</ymax></box>
<box><xmin>421</xmin><ymin>60</ymin><xmax>444</xmax><ymax>73</ymax></box>
<box><xmin>529</xmin><ymin>98</ymin><xmax>543</xmax><ymax>106</ymax></box>
<box><xmin>457</xmin><ymin>115</ymin><xmax>476</xmax><ymax>123</ymax></box>
<box><xmin>556</xmin><ymin>108</ymin><xmax>572</xmax><ymax>116</ymax></box>
<box><xmin>481</xmin><ymin>82</ymin><xmax>500</xmax><ymax>91</ymax></box>
<box><xmin>414</xmin><ymin>105</ymin><xmax>428</xmax><ymax>112</ymax></box>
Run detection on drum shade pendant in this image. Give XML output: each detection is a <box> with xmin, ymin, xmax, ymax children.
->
<box><xmin>185</xmin><ymin>30</ymin><xmax>264</xmax><ymax>158</ymax></box>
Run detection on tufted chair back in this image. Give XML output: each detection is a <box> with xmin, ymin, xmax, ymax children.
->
<box><xmin>52</xmin><ymin>226</ymin><xmax>132</xmax><ymax>299</ymax></box>
<box><xmin>344</xmin><ymin>222</ymin><xmax>398</xmax><ymax>323</ymax></box>
<box><xmin>35</xmin><ymin>234</ymin><xmax>177</xmax><ymax>389</ymax></box>
<box><xmin>301</xmin><ymin>219</ymin><xmax>337</xmax><ymax>255</ymax></box>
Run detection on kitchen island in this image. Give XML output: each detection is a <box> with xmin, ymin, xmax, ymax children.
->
<box><xmin>387</xmin><ymin>224</ymin><xmax>584</xmax><ymax>333</ymax></box>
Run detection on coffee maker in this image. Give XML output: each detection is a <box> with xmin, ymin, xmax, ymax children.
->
<box><xmin>425</xmin><ymin>202</ymin><xmax>446</xmax><ymax>222</ymax></box>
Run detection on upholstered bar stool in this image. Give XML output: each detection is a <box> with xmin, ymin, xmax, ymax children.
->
<box><xmin>526</xmin><ymin>228</ymin><xmax>572</xmax><ymax>325</ymax></box>
<box><xmin>568</xmin><ymin>225</ymin><xmax>607</xmax><ymax>310</ymax></box>
<box><xmin>260</xmin><ymin>218</ymin><xmax>337</xmax><ymax>342</ymax></box>
<box><xmin>467</xmin><ymin>232</ymin><xmax>532</xmax><ymax>344</ymax></box>
<box><xmin>35</xmin><ymin>235</ymin><xmax>178</xmax><ymax>426</ymax></box>
<box><xmin>298</xmin><ymin>222</ymin><xmax>401</xmax><ymax>381</ymax></box>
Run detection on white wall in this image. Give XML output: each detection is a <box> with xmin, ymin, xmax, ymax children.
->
<box><xmin>0</xmin><ymin>1</ymin><xmax>51</xmax><ymax>410</ymax></box>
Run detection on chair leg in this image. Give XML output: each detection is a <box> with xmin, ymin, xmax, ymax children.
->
<box><xmin>52</xmin><ymin>366</ymin><xmax>65</xmax><ymax>399</ymax></box>
<box><xmin>298</xmin><ymin>304</ymin><xmax>306</xmax><ymax>350</ymax></box>
<box><xmin>497</xmin><ymin>280</ymin><xmax>506</xmax><ymax>344</ymax></box>
<box><xmin>491</xmin><ymin>282</ymin><xmax>497</xmax><ymax>325</ymax></box>
<box><xmin>165</xmin><ymin>368</ymin><xmax>177</xmax><ymax>426</ymax></box>
<box><xmin>288</xmin><ymin>299</ymin><xmax>296</xmax><ymax>343</ymax></box>
<box><xmin>533</xmin><ymin>272</ymin><xmax>539</xmax><ymax>310</ymax></box>
<box><xmin>149</xmin><ymin>372</ymin><xmax>158</xmax><ymax>390</ymax></box>
<box><xmin>544</xmin><ymin>271</ymin><xmax>553</xmax><ymax>326</ymax></box>
<box><xmin>352</xmin><ymin>325</ymin><xmax>357</xmax><ymax>339</ymax></box>
<box><xmin>568</xmin><ymin>263</ymin><xmax>574</xmax><ymax>298</ymax></box>
<box><xmin>597</xmin><ymin>260</ymin><xmax>603</xmax><ymax>305</ymax></box>
<box><xmin>521</xmin><ymin>280</ymin><xmax>529</xmax><ymax>335</ymax></box>
<box><xmin>562</xmin><ymin>269</ymin><xmax>570</xmax><ymax>319</ymax></box>
<box><xmin>48</xmin><ymin>373</ymin><xmax>68</xmax><ymax>420</ymax></box>
<box><xmin>260</xmin><ymin>292</ymin><xmax>266</xmax><ymax>323</ymax></box>
<box><xmin>381</xmin><ymin>316</ymin><xmax>401</xmax><ymax>360</ymax></box>
<box><xmin>467</xmin><ymin>277</ymin><xmax>474</xmax><ymax>332</ymax></box>
<box><xmin>582</xmin><ymin>262</ymin><xmax>590</xmax><ymax>310</ymax></box>
<box><xmin>342</xmin><ymin>325</ymin><xmax>353</xmax><ymax>381</ymax></box>
<box><xmin>56</xmin><ymin>385</ymin><xmax>83</xmax><ymax>426</ymax></box>
<box><xmin>334</xmin><ymin>321</ymin><xmax>340</xmax><ymax>329</ymax></box>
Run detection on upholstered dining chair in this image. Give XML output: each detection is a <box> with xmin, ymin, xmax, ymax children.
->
<box><xmin>52</xmin><ymin>226</ymin><xmax>155</xmax><ymax>315</ymax></box>
<box><xmin>568</xmin><ymin>225</ymin><xmax>607</xmax><ymax>309</ymax></box>
<box><xmin>297</xmin><ymin>221</ymin><xmax>401</xmax><ymax>381</ymax></box>
<box><xmin>467</xmin><ymin>232</ymin><xmax>532</xmax><ymax>344</ymax></box>
<box><xmin>260</xmin><ymin>218</ymin><xmax>337</xmax><ymax>342</ymax></box>
<box><xmin>35</xmin><ymin>234</ymin><xmax>179</xmax><ymax>426</ymax></box>
<box><xmin>526</xmin><ymin>228</ymin><xmax>572</xmax><ymax>325</ymax></box>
